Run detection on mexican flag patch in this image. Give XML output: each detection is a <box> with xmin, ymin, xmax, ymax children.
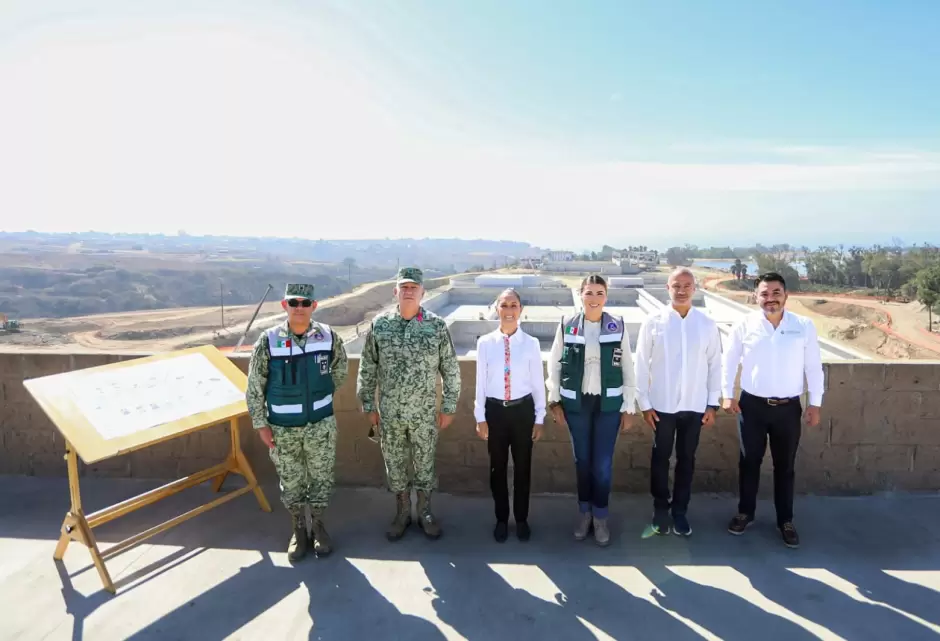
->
<box><xmin>278</xmin><ymin>339</ymin><xmax>292</xmax><ymax>348</ymax></box>
<box><xmin>564</xmin><ymin>326</ymin><xmax>578</xmax><ymax>336</ymax></box>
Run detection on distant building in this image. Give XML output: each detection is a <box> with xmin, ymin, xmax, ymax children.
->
<box><xmin>623</xmin><ymin>250</ymin><xmax>659</xmax><ymax>263</ymax></box>
<box><xmin>543</xmin><ymin>250</ymin><xmax>575</xmax><ymax>262</ymax></box>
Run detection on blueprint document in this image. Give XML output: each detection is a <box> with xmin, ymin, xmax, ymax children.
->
<box><xmin>69</xmin><ymin>353</ymin><xmax>244</xmax><ymax>440</ymax></box>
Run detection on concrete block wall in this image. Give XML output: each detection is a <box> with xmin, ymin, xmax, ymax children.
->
<box><xmin>447</xmin><ymin>320</ymin><xmax>501</xmax><ymax>347</ymax></box>
<box><xmin>2</xmin><ymin>352</ymin><xmax>940</xmax><ymax>496</ymax></box>
<box><xmin>419</xmin><ymin>289</ymin><xmax>452</xmax><ymax>315</ymax></box>
<box><xmin>604</xmin><ymin>289</ymin><xmax>640</xmax><ymax>305</ymax></box>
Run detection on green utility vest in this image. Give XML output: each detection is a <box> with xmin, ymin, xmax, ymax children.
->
<box><xmin>264</xmin><ymin>323</ymin><xmax>335</xmax><ymax>427</ymax></box>
<box><xmin>558</xmin><ymin>312</ymin><xmax>626</xmax><ymax>414</ymax></box>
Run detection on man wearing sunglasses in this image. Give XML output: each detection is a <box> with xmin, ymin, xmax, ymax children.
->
<box><xmin>246</xmin><ymin>283</ymin><xmax>348</xmax><ymax>562</ymax></box>
<box><xmin>357</xmin><ymin>267</ymin><xmax>461</xmax><ymax>541</ymax></box>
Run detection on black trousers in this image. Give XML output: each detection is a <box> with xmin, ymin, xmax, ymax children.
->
<box><xmin>737</xmin><ymin>390</ymin><xmax>802</xmax><ymax>526</ymax></box>
<box><xmin>485</xmin><ymin>395</ymin><xmax>535</xmax><ymax>522</ymax></box>
<box><xmin>650</xmin><ymin>411</ymin><xmax>703</xmax><ymax>516</ymax></box>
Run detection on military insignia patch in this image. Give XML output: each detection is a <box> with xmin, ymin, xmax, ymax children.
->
<box><xmin>606</xmin><ymin>321</ymin><xmax>618</xmax><ymax>331</ymax></box>
<box><xmin>612</xmin><ymin>347</ymin><xmax>623</xmax><ymax>366</ymax></box>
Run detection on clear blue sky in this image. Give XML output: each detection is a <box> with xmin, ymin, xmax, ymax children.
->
<box><xmin>1</xmin><ymin>0</ymin><xmax>938</xmax><ymax>250</ymax></box>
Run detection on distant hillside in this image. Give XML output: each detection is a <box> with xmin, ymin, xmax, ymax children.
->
<box><xmin>0</xmin><ymin>230</ymin><xmax>515</xmax><ymax>319</ymax></box>
<box><xmin>0</xmin><ymin>231</ymin><xmax>541</xmax><ymax>272</ymax></box>
<box><xmin>0</xmin><ymin>264</ymin><xmax>388</xmax><ymax>319</ymax></box>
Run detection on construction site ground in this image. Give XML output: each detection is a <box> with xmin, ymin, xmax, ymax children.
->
<box><xmin>697</xmin><ymin>270</ymin><xmax>940</xmax><ymax>360</ymax></box>
<box><xmin>0</xmin><ymin>277</ymin><xmax>449</xmax><ymax>354</ymax></box>
<box><xmin>3</xmin><ymin>267</ymin><xmax>938</xmax><ymax>360</ymax></box>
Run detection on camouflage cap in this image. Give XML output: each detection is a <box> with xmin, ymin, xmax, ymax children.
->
<box><xmin>284</xmin><ymin>283</ymin><xmax>315</xmax><ymax>300</ymax></box>
<box><xmin>396</xmin><ymin>266</ymin><xmax>423</xmax><ymax>285</ymax></box>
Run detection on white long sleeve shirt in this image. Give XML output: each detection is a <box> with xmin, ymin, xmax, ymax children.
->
<box><xmin>546</xmin><ymin>318</ymin><xmax>637</xmax><ymax>414</ymax></box>
<box><xmin>634</xmin><ymin>306</ymin><xmax>722</xmax><ymax>414</ymax></box>
<box><xmin>721</xmin><ymin>309</ymin><xmax>825</xmax><ymax>406</ymax></box>
<box><xmin>474</xmin><ymin>328</ymin><xmax>547</xmax><ymax>424</ymax></box>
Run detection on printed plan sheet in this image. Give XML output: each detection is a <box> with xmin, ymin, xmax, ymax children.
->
<box><xmin>68</xmin><ymin>352</ymin><xmax>245</xmax><ymax>440</ymax></box>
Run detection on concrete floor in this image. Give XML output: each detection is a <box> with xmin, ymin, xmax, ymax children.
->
<box><xmin>2</xmin><ymin>476</ymin><xmax>940</xmax><ymax>640</ymax></box>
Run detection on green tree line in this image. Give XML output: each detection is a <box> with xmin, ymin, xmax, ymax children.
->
<box><xmin>755</xmin><ymin>244</ymin><xmax>940</xmax><ymax>331</ymax></box>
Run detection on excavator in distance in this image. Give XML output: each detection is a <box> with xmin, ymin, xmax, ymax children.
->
<box><xmin>0</xmin><ymin>313</ymin><xmax>21</xmax><ymax>332</ymax></box>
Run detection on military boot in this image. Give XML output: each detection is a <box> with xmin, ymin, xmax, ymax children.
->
<box><xmin>309</xmin><ymin>506</ymin><xmax>332</xmax><ymax>557</ymax></box>
<box><xmin>386</xmin><ymin>491</ymin><xmax>412</xmax><ymax>541</ymax></box>
<box><xmin>416</xmin><ymin>490</ymin><xmax>442</xmax><ymax>539</ymax></box>
<box><xmin>287</xmin><ymin>507</ymin><xmax>308</xmax><ymax>562</ymax></box>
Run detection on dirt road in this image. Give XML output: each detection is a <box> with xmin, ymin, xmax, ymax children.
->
<box><xmin>0</xmin><ymin>276</ymin><xmax>449</xmax><ymax>353</ymax></box>
<box><xmin>694</xmin><ymin>267</ymin><xmax>940</xmax><ymax>359</ymax></box>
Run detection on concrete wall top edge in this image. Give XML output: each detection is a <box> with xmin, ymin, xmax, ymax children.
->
<box><xmin>4</xmin><ymin>349</ymin><xmax>940</xmax><ymax>365</ymax></box>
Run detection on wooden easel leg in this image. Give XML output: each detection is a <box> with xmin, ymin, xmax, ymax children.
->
<box><xmin>211</xmin><ymin>421</ymin><xmax>239</xmax><ymax>492</ymax></box>
<box><xmin>73</xmin><ymin>511</ymin><xmax>115</xmax><ymax>594</ymax></box>
<box><xmin>230</xmin><ymin>418</ymin><xmax>271</xmax><ymax>512</ymax></box>
<box><xmin>55</xmin><ymin>443</ymin><xmax>116</xmax><ymax>594</ymax></box>
<box><xmin>211</xmin><ymin>472</ymin><xmax>229</xmax><ymax>492</ymax></box>
<box><xmin>53</xmin><ymin>528</ymin><xmax>71</xmax><ymax>560</ymax></box>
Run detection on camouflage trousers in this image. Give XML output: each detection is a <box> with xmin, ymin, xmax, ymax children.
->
<box><xmin>380</xmin><ymin>414</ymin><xmax>438</xmax><ymax>493</ymax></box>
<box><xmin>269</xmin><ymin>415</ymin><xmax>337</xmax><ymax>511</ymax></box>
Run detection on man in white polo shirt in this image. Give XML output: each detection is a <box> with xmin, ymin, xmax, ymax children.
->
<box><xmin>635</xmin><ymin>267</ymin><xmax>722</xmax><ymax>538</ymax></box>
<box><xmin>722</xmin><ymin>271</ymin><xmax>824</xmax><ymax>548</ymax></box>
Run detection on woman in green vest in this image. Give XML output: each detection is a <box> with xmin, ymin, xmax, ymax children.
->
<box><xmin>547</xmin><ymin>274</ymin><xmax>637</xmax><ymax>546</ymax></box>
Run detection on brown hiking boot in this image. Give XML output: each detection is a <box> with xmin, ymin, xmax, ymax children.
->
<box><xmin>287</xmin><ymin>508</ymin><xmax>308</xmax><ymax>562</ymax></box>
<box><xmin>386</xmin><ymin>491</ymin><xmax>412</xmax><ymax>541</ymax></box>
<box><xmin>592</xmin><ymin>517</ymin><xmax>611</xmax><ymax>547</ymax></box>
<box><xmin>310</xmin><ymin>506</ymin><xmax>332</xmax><ymax>556</ymax></box>
<box><xmin>416</xmin><ymin>490</ymin><xmax>442</xmax><ymax>539</ymax></box>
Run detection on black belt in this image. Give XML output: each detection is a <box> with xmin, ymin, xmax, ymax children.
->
<box><xmin>742</xmin><ymin>390</ymin><xmax>799</xmax><ymax>406</ymax></box>
<box><xmin>486</xmin><ymin>394</ymin><xmax>533</xmax><ymax>408</ymax></box>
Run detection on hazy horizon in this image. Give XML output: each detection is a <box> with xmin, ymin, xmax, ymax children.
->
<box><xmin>2</xmin><ymin>1</ymin><xmax>938</xmax><ymax>249</ymax></box>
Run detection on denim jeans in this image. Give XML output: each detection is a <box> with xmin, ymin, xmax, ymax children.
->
<box><xmin>565</xmin><ymin>394</ymin><xmax>621</xmax><ymax>518</ymax></box>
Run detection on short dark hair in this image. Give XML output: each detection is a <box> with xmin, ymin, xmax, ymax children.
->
<box><xmin>754</xmin><ymin>272</ymin><xmax>787</xmax><ymax>291</ymax></box>
<box><xmin>497</xmin><ymin>287</ymin><xmax>523</xmax><ymax>306</ymax></box>
<box><xmin>580</xmin><ymin>274</ymin><xmax>608</xmax><ymax>292</ymax></box>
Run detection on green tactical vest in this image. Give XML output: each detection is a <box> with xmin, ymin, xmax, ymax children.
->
<box><xmin>264</xmin><ymin>323</ymin><xmax>335</xmax><ymax>427</ymax></box>
<box><xmin>559</xmin><ymin>311</ymin><xmax>626</xmax><ymax>414</ymax></box>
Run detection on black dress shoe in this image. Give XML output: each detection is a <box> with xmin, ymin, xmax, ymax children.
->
<box><xmin>516</xmin><ymin>521</ymin><xmax>531</xmax><ymax>542</ymax></box>
<box><xmin>494</xmin><ymin>521</ymin><xmax>508</xmax><ymax>542</ymax></box>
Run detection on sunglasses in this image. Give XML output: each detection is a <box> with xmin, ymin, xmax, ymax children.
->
<box><xmin>287</xmin><ymin>299</ymin><xmax>312</xmax><ymax>308</ymax></box>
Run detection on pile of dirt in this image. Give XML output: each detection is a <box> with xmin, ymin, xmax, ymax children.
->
<box><xmin>829</xmin><ymin>324</ymin><xmax>936</xmax><ymax>360</ymax></box>
<box><xmin>97</xmin><ymin>327</ymin><xmax>198</xmax><ymax>341</ymax></box>
<box><xmin>0</xmin><ymin>328</ymin><xmax>73</xmax><ymax>347</ymax></box>
<box><xmin>805</xmin><ymin>300</ymin><xmax>887</xmax><ymax>325</ymax></box>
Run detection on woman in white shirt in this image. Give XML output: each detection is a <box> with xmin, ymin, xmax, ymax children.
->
<box><xmin>474</xmin><ymin>288</ymin><xmax>546</xmax><ymax>543</ymax></box>
<box><xmin>547</xmin><ymin>274</ymin><xmax>637</xmax><ymax>547</ymax></box>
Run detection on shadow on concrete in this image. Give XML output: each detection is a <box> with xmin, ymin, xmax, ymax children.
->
<box><xmin>3</xmin><ymin>477</ymin><xmax>940</xmax><ymax>639</ymax></box>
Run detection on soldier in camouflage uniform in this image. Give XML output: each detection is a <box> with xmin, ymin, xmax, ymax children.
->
<box><xmin>247</xmin><ymin>283</ymin><xmax>348</xmax><ymax>562</ymax></box>
<box><xmin>356</xmin><ymin>267</ymin><xmax>461</xmax><ymax>540</ymax></box>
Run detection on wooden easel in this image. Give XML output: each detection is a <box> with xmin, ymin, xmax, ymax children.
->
<box><xmin>24</xmin><ymin>346</ymin><xmax>271</xmax><ymax>594</ymax></box>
